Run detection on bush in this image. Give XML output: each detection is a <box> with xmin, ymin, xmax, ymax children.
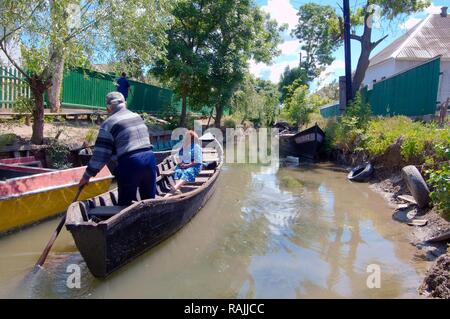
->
<box><xmin>0</xmin><ymin>133</ymin><xmax>17</xmax><ymax>147</ymax></box>
<box><xmin>12</xmin><ymin>95</ymin><xmax>33</xmax><ymax>114</ymax></box>
<box><xmin>426</xmin><ymin>163</ymin><xmax>450</xmax><ymax>218</ymax></box>
<box><xmin>323</xmin><ymin>93</ymin><xmax>370</xmax><ymax>154</ymax></box>
<box><xmin>47</xmin><ymin>141</ymin><xmax>72</xmax><ymax>169</ymax></box>
<box><xmin>84</xmin><ymin>126</ymin><xmax>98</xmax><ymax>145</ymax></box>
<box><xmin>223</xmin><ymin>116</ymin><xmax>236</xmax><ymax>128</ymax></box>
<box><xmin>364</xmin><ymin>117</ymin><xmax>449</xmax><ymax>163</ymax></box>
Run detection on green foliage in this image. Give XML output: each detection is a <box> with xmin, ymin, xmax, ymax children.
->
<box><xmin>292</xmin><ymin>3</ymin><xmax>341</xmax><ymax>80</ymax></box>
<box><xmin>364</xmin><ymin>117</ymin><xmax>449</xmax><ymax>163</ymax></box>
<box><xmin>281</xmin><ymin>84</ymin><xmax>317</xmax><ymax>128</ymax></box>
<box><xmin>153</xmin><ymin>0</ymin><xmax>283</xmax><ymax>126</ymax></box>
<box><xmin>230</xmin><ymin>74</ymin><xmax>279</xmax><ymax>127</ymax></box>
<box><xmin>107</xmin><ymin>0</ymin><xmax>172</xmax><ymax>77</ymax></box>
<box><xmin>314</xmin><ymin>79</ymin><xmax>339</xmax><ymax>101</ymax></box>
<box><xmin>426</xmin><ymin>164</ymin><xmax>450</xmax><ymax>218</ymax></box>
<box><xmin>308</xmin><ymin>93</ymin><xmax>332</xmax><ymax>109</ymax></box>
<box><xmin>278</xmin><ymin>66</ymin><xmax>308</xmax><ymax>103</ymax></box>
<box><xmin>12</xmin><ymin>96</ymin><xmax>34</xmax><ymax>114</ymax></box>
<box><xmin>84</xmin><ymin>126</ymin><xmax>98</xmax><ymax>145</ymax></box>
<box><xmin>0</xmin><ymin>134</ymin><xmax>17</xmax><ymax>147</ymax></box>
<box><xmin>345</xmin><ymin>92</ymin><xmax>371</xmax><ymax>128</ymax></box>
<box><xmin>323</xmin><ymin>93</ymin><xmax>371</xmax><ymax>153</ymax></box>
<box><xmin>222</xmin><ymin>116</ymin><xmax>236</xmax><ymax>129</ymax></box>
<box><xmin>324</xmin><ymin>108</ymin><xmax>450</xmax><ymax>166</ymax></box>
<box><xmin>47</xmin><ymin>141</ymin><xmax>72</xmax><ymax>169</ymax></box>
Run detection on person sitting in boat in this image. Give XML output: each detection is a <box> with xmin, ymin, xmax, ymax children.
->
<box><xmin>78</xmin><ymin>91</ymin><xmax>157</xmax><ymax>206</ymax></box>
<box><xmin>165</xmin><ymin>130</ymin><xmax>202</xmax><ymax>197</ymax></box>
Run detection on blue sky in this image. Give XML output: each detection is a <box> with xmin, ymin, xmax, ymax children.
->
<box><xmin>253</xmin><ymin>0</ymin><xmax>448</xmax><ymax>90</ymax></box>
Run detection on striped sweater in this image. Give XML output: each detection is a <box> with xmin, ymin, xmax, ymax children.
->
<box><xmin>83</xmin><ymin>107</ymin><xmax>151</xmax><ymax>180</ymax></box>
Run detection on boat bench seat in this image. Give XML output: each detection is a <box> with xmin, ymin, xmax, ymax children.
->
<box><xmin>88</xmin><ymin>206</ymin><xmax>125</xmax><ymax>218</ymax></box>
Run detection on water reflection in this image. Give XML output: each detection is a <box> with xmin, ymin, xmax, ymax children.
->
<box><xmin>0</xmin><ymin>163</ymin><xmax>428</xmax><ymax>298</ymax></box>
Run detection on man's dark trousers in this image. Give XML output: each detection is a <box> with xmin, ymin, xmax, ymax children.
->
<box><xmin>116</xmin><ymin>149</ymin><xmax>156</xmax><ymax>206</ymax></box>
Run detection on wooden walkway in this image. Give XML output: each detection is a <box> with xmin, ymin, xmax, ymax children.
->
<box><xmin>0</xmin><ymin>108</ymin><xmax>168</xmax><ymax>125</ymax></box>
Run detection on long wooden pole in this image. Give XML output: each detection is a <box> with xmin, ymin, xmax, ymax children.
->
<box><xmin>33</xmin><ymin>185</ymin><xmax>84</xmax><ymax>270</ymax></box>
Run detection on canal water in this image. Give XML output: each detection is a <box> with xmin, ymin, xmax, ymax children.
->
<box><xmin>0</xmin><ymin>162</ymin><xmax>429</xmax><ymax>298</ymax></box>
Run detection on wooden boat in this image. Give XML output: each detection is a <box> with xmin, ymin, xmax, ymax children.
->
<box><xmin>0</xmin><ymin>155</ymin><xmax>43</xmax><ymax>167</ymax></box>
<box><xmin>279</xmin><ymin>123</ymin><xmax>325</xmax><ymax>162</ymax></box>
<box><xmin>0</xmin><ymin>163</ymin><xmax>113</xmax><ymax>235</ymax></box>
<box><xmin>65</xmin><ymin>144</ymin><xmax>223</xmax><ymax>278</ymax></box>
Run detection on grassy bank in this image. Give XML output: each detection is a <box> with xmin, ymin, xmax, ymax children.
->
<box><xmin>320</xmin><ymin>95</ymin><xmax>450</xmax><ymax>218</ymax></box>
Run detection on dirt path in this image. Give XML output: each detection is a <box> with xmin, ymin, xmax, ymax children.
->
<box><xmin>0</xmin><ymin>122</ymin><xmax>97</xmax><ymax>148</ymax></box>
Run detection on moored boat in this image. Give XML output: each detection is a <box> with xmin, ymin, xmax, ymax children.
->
<box><xmin>0</xmin><ymin>164</ymin><xmax>113</xmax><ymax>235</ymax></box>
<box><xmin>65</xmin><ymin>144</ymin><xmax>223</xmax><ymax>278</ymax></box>
<box><xmin>279</xmin><ymin>123</ymin><xmax>325</xmax><ymax>162</ymax></box>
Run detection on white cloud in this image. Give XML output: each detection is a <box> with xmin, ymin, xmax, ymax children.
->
<box><xmin>399</xmin><ymin>2</ymin><xmax>442</xmax><ymax>30</ymax></box>
<box><xmin>261</xmin><ymin>0</ymin><xmax>298</xmax><ymax>31</ymax></box>
<box><xmin>249</xmin><ymin>58</ymin><xmax>300</xmax><ymax>84</ymax></box>
<box><xmin>424</xmin><ymin>3</ymin><xmax>442</xmax><ymax>14</ymax></box>
<box><xmin>315</xmin><ymin>60</ymin><xmax>345</xmax><ymax>89</ymax></box>
<box><xmin>279</xmin><ymin>39</ymin><xmax>301</xmax><ymax>56</ymax></box>
<box><xmin>400</xmin><ymin>17</ymin><xmax>421</xmax><ymax>30</ymax></box>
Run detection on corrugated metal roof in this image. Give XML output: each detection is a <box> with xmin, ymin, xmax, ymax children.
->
<box><xmin>369</xmin><ymin>14</ymin><xmax>450</xmax><ymax>67</ymax></box>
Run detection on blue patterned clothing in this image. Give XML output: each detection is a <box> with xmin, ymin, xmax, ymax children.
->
<box><xmin>174</xmin><ymin>144</ymin><xmax>202</xmax><ymax>182</ymax></box>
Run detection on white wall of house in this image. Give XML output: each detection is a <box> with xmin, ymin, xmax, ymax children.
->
<box><xmin>437</xmin><ymin>61</ymin><xmax>450</xmax><ymax>106</ymax></box>
<box><xmin>362</xmin><ymin>60</ymin><xmax>396</xmax><ymax>89</ymax></box>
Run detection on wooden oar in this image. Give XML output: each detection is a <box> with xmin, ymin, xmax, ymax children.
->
<box><xmin>33</xmin><ymin>185</ymin><xmax>85</xmax><ymax>270</ymax></box>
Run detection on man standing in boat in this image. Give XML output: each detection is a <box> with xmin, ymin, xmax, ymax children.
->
<box><xmin>78</xmin><ymin>92</ymin><xmax>156</xmax><ymax>206</ymax></box>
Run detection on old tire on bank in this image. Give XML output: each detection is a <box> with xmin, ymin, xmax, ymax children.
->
<box><xmin>401</xmin><ymin>165</ymin><xmax>430</xmax><ymax>208</ymax></box>
<box><xmin>348</xmin><ymin>163</ymin><xmax>374</xmax><ymax>182</ymax></box>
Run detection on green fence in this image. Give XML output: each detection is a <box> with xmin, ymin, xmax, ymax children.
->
<box><xmin>0</xmin><ymin>66</ymin><xmax>174</xmax><ymax>113</ymax></box>
<box><xmin>363</xmin><ymin>57</ymin><xmax>440</xmax><ymax>116</ymax></box>
<box><xmin>320</xmin><ymin>57</ymin><xmax>440</xmax><ymax>118</ymax></box>
<box><xmin>320</xmin><ymin>103</ymin><xmax>340</xmax><ymax>118</ymax></box>
<box><xmin>61</xmin><ymin>67</ymin><xmax>174</xmax><ymax>113</ymax></box>
<box><xmin>0</xmin><ymin>66</ymin><xmax>31</xmax><ymax>109</ymax></box>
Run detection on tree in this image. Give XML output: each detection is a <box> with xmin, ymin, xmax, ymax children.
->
<box><xmin>347</xmin><ymin>0</ymin><xmax>429</xmax><ymax>97</ymax></box>
<box><xmin>278</xmin><ymin>66</ymin><xmax>308</xmax><ymax>103</ymax></box>
<box><xmin>152</xmin><ymin>0</ymin><xmax>213</xmax><ymax>127</ymax></box>
<box><xmin>107</xmin><ymin>0</ymin><xmax>172</xmax><ymax>80</ymax></box>
<box><xmin>281</xmin><ymin>83</ymin><xmax>317</xmax><ymax>128</ymax></box>
<box><xmin>314</xmin><ymin>79</ymin><xmax>339</xmax><ymax>101</ymax></box>
<box><xmin>292</xmin><ymin>1</ymin><xmax>429</xmax><ymax>98</ymax></box>
<box><xmin>292</xmin><ymin>3</ymin><xmax>341</xmax><ymax>81</ymax></box>
<box><xmin>230</xmin><ymin>74</ymin><xmax>280</xmax><ymax>126</ymax></box>
<box><xmin>0</xmin><ymin>0</ymin><xmax>170</xmax><ymax>144</ymax></box>
<box><xmin>0</xmin><ymin>0</ymin><xmax>104</xmax><ymax>144</ymax></box>
<box><xmin>205</xmin><ymin>0</ymin><xmax>283</xmax><ymax>127</ymax></box>
<box><xmin>154</xmin><ymin>0</ymin><xmax>283</xmax><ymax>128</ymax></box>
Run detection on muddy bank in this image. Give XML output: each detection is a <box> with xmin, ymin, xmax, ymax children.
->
<box><xmin>344</xmin><ymin>164</ymin><xmax>450</xmax><ymax>298</ymax></box>
<box><xmin>419</xmin><ymin>252</ymin><xmax>450</xmax><ymax>298</ymax></box>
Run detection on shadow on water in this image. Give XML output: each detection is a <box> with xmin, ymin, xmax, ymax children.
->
<box><xmin>0</xmin><ymin>162</ymin><xmax>429</xmax><ymax>298</ymax></box>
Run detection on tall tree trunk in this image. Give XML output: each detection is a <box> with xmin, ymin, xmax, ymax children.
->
<box><xmin>47</xmin><ymin>0</ymin><xmax>67</xmax><ymax>113</ymax></box>
<box><xmin>179</xmin><ymin>91</ymin><xmax>187</xmax><ymax>128</ymax></box>
<box><xmin>352</xmin><ymin>30</ymin><xmax>372</xmax><ymax>98</ymax></box>
<box><xmin>214</xmin><ymin>103</ymin><xmax>224</xmax><ymax>128</ymax></box>
<box><xmin>30</xmin><ymin>82</ymin><xmax>46</xmax><ymax>145</ymax></box>
<box><xmin>48</xmin><ymin>53</ymin><xmax>64</xmax><ymax>113</ymax></box>
<box><xmin>350</xmin><ymin>8</ymin><xmax>387</xmax><ymax>98</ymax></box>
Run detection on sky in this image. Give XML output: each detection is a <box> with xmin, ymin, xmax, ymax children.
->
<box><xmin>252</xmin><ymin>0</ymin><xmax>448</xmax><ymax>90</ymax></box>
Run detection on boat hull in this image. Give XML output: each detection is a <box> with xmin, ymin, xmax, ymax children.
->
<box><xmin>0</xmin><ymin>166</ymin><xmax>113</xmax><ymax>235</ymax></box>
<box><xmin>279</xmin><ymin>124</ymin><xmax>325</xmax><ymax>161</ymax></box>
<box><xmin>69</xmin><ymin>180</ymin><xmax>218</xmax><ymax>277</ymax></box>
<box><xmin>66</xmin><ymin>152</ymin><xmax>222</xmax><ymax>278</ymax></box>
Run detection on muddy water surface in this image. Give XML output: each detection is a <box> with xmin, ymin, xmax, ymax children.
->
<box><xmin>0</xmin><ymin>163</ymin><xmax>429</xmax><ymax>298</ymax></box>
